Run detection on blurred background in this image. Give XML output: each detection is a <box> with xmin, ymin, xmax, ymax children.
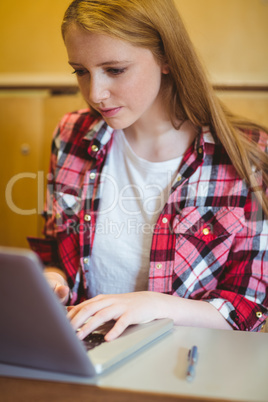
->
<box><xmin>0</xmin><ymin>0</ymin><xmax>268</xmax><ymax>248</ymax></box>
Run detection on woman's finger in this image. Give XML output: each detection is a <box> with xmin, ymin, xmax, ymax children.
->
<box><xmin>67</xmin><ymin>296</ymin><xmax>115</xmax><ymax>330</ymax></box>
<box><xmin>76</xmin><ymin>304</ymin><xmax>123</xmax><ymax>340</ymax></box>
<box><xmin>104</xmin><ymin>314</ymin><xmax>131</xmax><ymax>341</ymax></box>
<box><xmin>54</xmin><ymin>284</ymin><xmax>70</xmax><ymax>304</ymax></box>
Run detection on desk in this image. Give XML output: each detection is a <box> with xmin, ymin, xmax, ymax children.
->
<box><xmin>1</xmin><ymin>326</ymin><xmax>267</xmax><ymax>402</ymax></box>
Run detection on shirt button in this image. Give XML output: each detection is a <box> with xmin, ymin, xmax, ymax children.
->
<box><xmin>84</xmin><ymin>214</ymin><xmax>91</xmax><ymax>222</ymax></box>
<box><xmin>84</xmin><ymin>258</ymin><xmax>89</xmax><ymax>264</ymax></box>
<box><xmin>91</xmin><ymin>144</ymin><xmax>99</xmax><ymax>152</ymax></box>
<box><xmin>156</xmin><ymin>263</ymin><xmax>162</xmax><ymax>270</ymax></box>
<box><xmin>89</xmin><ymin>172</ymin><xmax>96</xmax><ymax>180</ymax></box>
<box><xmin>198</xmin><ymin>147</ymin><xmax>203</xmax><ymax>154</ymax></box>
<box><xmin>256</xmin><ymin>311</ymin><xmax>263</xmax><ymax>319</ymax></box>
<box><xmin>177</xmin><ymin>175</ymin><xmax>182</xmax><ymax>182</ymax></box>
<box><xmin>55</xmin><ymin>213</ymin><xmax>61</xmax><ymax>219</ymax></box>
<box><xmin>203</xmin><ymin>228</ymin><xmax>210</xmax><ymax>235</ymax></box>
<box><xmin>162</xmin><ymin>217</ymin><xmax>168</xmax><ymax>224</ymax></box>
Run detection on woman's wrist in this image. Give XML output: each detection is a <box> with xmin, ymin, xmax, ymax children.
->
<box><xmin>166</xmin><ymin>295</ymin><xmax>232</xmax><ymax>330</ymax></box>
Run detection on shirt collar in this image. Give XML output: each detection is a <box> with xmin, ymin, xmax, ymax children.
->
<box><xmin>201</xmin><ymin>126</ymin><xmax>215</xmax><ymax>145</ymax></box>
<box><xmin>83</xmin><ymin>119</ymin><xmax>216</xmax><ymax>160</ymax></box>
<box><xmin>84</xmin><ymin>118</ymin><xmax>113</xmax><ymax>143</ymax></box>
<box><xmin>194</xmin><ymin>126</ymin><xmax>216</xmax><ymax>157</ymax></box>
<box><xmin>83</xmin><ymin>118</ymin><xmax>114</xmax><ymax>159</ymax></box>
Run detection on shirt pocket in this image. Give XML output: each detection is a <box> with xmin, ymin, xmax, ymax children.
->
<box><xmin>172</xmin><ymin>206</ymin><xmax>244</xmax><ymax>242</ymax></box>
<box><xmin>171</xmin><ymin>206</ymin><xmax>245</xmax><ymax>296</ymax></box>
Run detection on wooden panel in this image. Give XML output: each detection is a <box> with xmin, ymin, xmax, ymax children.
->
<box><xmin>0</xmin><ymin>92</ymin><xmax>46</xmax><ymax>248</ymax></box>
<box><xmin>217</xmin><ymin>91</ymin><xmax>268</xmax><ymax>128</ymax></box>
<box><xmin>0</xmin><ymin>91</ymin><xmax>85</xmax><ymax>248</ymax></box>
<box><xmin>0</xmin><ymin>377</ymin><xmax>218</xmax><ymax>402</ymax></box>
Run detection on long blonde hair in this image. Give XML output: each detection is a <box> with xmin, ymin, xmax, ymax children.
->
<box><xmin>62</xmin><ymin>0</ymin><xmax>268</xmax><ymax>216</ymax></box>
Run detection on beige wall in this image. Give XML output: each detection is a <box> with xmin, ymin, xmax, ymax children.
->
<box><xmin>0</xmin><ymin>0</ymin><xmax>70</xmax><ymax>74</ymax></box>
<box><xmin>175</xmin><ymin>0</ymin><xmax>268</xmax><ymax>84</ymax></box>
<box><xmin>0</xmin><ymin>0</ymin><xmax>268</xmax><ymax>84</ymax></box>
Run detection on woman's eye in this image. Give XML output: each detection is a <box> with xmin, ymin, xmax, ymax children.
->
<box><xmin>72</xmin><ymin>69</ymin><xmax>88</xmax><ymax>77</ymax></box>
<box><xmin>107</xmin><ymin>68</ymin><xmax>126</xmax><ymax>76</ymax></box>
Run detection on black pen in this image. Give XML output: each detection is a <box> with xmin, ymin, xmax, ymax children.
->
<box><xmin>186</xmin><ymin>345</ymin><xmax>198</xmax><ymax>382</ymax></box>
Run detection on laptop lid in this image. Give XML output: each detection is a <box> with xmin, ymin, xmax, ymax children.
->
<box><xmin>0</xmin><ymin>247</ymin><xmax>173</xmax><ymax>377</ymax></box>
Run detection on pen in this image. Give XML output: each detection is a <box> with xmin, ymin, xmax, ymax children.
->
<box><xmin>186</xmin><ymin>345</ymin><xmax>198</xmax><ymax>382</ymax></box>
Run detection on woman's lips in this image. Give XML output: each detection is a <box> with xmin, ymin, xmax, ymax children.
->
<box><xmin>99</xmin><ymin>107</ymin><xmax>122</xmax><ymax>117</ymax></box>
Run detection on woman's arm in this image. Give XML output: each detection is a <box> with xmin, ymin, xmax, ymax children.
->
<box><xmin>66</xmin><ymin>291</ymin><xmax>232</xmax><ymax>341</ymax></box>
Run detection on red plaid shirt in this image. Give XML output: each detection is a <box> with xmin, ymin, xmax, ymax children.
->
<box><xmin>28</xmin><ymin>109</ymin><xmax>268</xmax><ymax>332</ymax></box>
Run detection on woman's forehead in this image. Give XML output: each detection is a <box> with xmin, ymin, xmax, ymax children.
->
<box><xmin>65</xmin><ymin>26</ymin><xmax>153</xmax><ymax>62</ymax></box>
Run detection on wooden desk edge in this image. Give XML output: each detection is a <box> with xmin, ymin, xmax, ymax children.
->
<box><xmin>0</xmin><ymin>376</ymin><xmax>245</xmax><ymax>402</ymax></box>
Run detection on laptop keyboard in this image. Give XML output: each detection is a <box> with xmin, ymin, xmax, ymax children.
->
<box><xmin>81</xmin><ymin>321</ymin><xmax>114</xmax><ymax>351</ymax></box>
<box><xmin>83</xmin><ymin>332</ymin><xmax>106</xmax><ymax>350</ymax></box>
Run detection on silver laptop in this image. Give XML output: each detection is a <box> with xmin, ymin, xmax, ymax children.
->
<box><xmin>0</xmin><ymin>247</ymin><xmax>173</xmax><ymax>377</ymax></box>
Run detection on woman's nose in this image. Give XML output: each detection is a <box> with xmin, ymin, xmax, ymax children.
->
<box><xmin>88</xmin><ymin>77</ymin><xmax>110</xmax><ymax>104</ymax></box>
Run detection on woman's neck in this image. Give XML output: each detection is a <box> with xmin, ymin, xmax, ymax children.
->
<box><xmin>123</xmin><ymin>119</ymin><xmax>197</xmax><ymax>163</ymax></box>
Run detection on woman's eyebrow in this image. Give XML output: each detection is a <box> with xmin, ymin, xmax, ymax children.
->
<box><xmin>68</xmin><ymin>60</ymin><xmax>131</xmax><ymax>67</ymax></box>
<box><xmin>68</xmin><ymin>62</ymin><xmax>83</xmax><ymax>66</ymax></box>
<box><xmin>96</xmin><ymin>60</ymin><xmax>131</xmax><ymax>67</ymax></box>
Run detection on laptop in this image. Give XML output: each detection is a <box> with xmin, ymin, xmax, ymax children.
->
<box><xmin>0</xmin><ymin>247</ymin><xmax>173</xmax><ymax>378</ymax></box>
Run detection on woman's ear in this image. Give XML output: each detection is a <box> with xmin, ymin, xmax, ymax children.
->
<box><xmin>161</xmin><ymin>63</ymin><xmax>170</xmax><ymax>74</ymax></box>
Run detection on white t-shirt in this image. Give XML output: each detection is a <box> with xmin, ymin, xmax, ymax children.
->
<box><xmin>88</xmin><ymin>130</ymin><xmax>183</xmax><ymax>297</ymax></box>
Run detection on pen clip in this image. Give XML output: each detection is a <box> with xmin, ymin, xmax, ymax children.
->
<box><xmin>188</xmin><ymin>345</ymin><xmax>198</xmax><ymax>364</ymax></box>
<box><xmin>186</xmin><ymin>345</ymin><xmax>198</xmax><ymax>382</ymax></box>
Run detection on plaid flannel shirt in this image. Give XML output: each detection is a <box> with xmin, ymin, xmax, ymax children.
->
<box><xmin>28</xmin><ymin>108</ymin><xmax>268</xmax><ymax>332</ymax></box>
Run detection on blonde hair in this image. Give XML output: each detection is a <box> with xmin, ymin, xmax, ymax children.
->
<box><xmin>62</xmin><ymin>0</ymin><xmax>268</xmax><ymax>216</ymax></box>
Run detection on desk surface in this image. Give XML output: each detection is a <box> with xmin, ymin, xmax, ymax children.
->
<box><xmin>1</xmin><ymin>326</ymin><xmax>268</xmax><ymax>402</ymax></box>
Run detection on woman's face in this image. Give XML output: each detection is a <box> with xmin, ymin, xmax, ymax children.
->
<box><xmin>64</xmin><ymin>24</ymin><xmax>169</xmax><ymax>130</ymax></box>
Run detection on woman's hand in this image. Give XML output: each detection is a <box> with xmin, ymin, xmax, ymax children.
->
<box><xmin>66</xmin><ymin>291</ymin><xmax>171</xmax><ymax>341</ymax></box>
<box><xmin>66</xmin><ymin>291</ymin><xmax>233</xmax><ymax>341</ymax></box>
<box><xmin>44</xmin><ymin>268</ymin><xmax>70</xmax><ymax>305</ymax></box>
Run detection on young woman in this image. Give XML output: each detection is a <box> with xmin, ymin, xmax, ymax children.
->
<box><xmin>29</xmin><ymin>0</ymin><xmax>268</xmax><ymax>341</ymax></box>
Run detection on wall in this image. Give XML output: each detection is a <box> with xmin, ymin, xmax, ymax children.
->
<box><xmin>0</xmin><ymin>0</ymin><xmax>267</xmax><ymax>84</ymax></box>
<box><xmin>175</xmin><ymin>0</ymin><xmax>268</xmax><ymax>85</ymax></box>
<box><xmin>0</xmin><ymin>0</ymin><xmax>70</xmax><ymax>74</ymax></box>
